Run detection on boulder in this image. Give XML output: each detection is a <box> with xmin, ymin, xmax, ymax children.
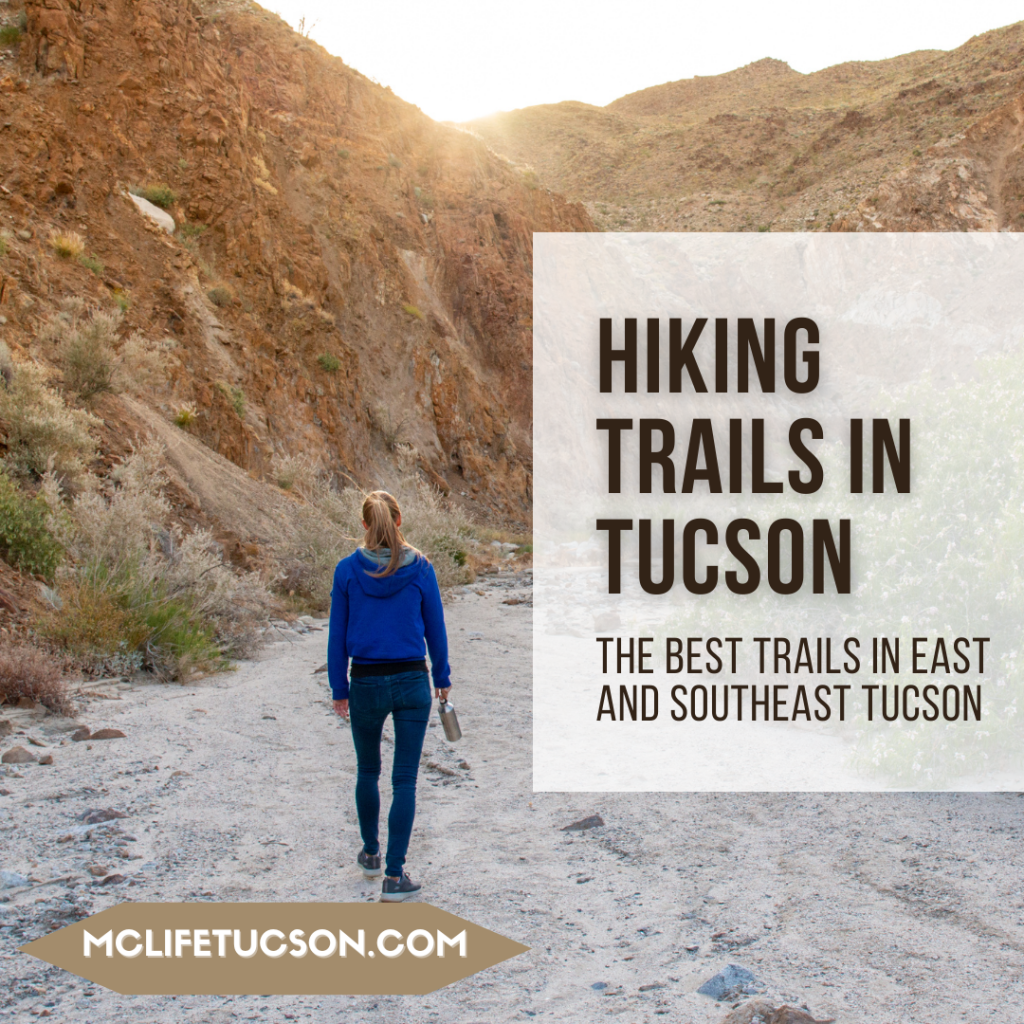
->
<box><xmin>128</xmin><ymin>192</ymin><xmax>175</xmax><ymax>234</ymax></box>
<box><xmin>1</xmin><ymin>746</ymin><xmax>37</xmax><ymax>764</ymax></box>
<box><xmin>90</xmin><ymin>728</ymin><xmax>126</xmax><ymax>740</ymax></box>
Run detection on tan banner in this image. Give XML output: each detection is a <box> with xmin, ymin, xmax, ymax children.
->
<box><xmin>20</xmin><ymin>902</ymin><xmax>528</xmax><ymax>995</ymax></box>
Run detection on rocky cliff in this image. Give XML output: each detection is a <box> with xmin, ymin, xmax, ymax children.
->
<box><xmin>0</xmin><ymin>0</ymin><xmax>591</xmax><ymax>532</ymax></box>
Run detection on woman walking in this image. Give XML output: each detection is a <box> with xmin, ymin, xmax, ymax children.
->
<box><xmin>328</xmin><ymin>491</ymin><xmax>451</xmax><ymax>902</ymax></box>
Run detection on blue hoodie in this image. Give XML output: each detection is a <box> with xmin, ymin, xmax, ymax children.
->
<box><xmin>327</xmin><ymin>547</ymin><xmax>451</xmax><ymax>700</ymax></box>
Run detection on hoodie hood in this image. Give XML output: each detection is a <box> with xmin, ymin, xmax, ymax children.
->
<box><xmin>352</xmin><ymin>547</ymin><xmax>421</xmax><ymax>598</ymax></box>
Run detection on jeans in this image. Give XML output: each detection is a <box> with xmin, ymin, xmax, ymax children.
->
<box><xmin>348</xmin><ymin>670</ymin><xmax>431</xmax><ymax>878</ymax></box>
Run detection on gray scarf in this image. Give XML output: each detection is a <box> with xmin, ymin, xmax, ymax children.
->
<box><xmin>360</xmin><ymin>545</ymin><xmax>417</xmax><ymax>568</ymax></box>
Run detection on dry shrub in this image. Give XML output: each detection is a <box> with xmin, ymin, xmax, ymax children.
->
<box><xmin>37</xmin><ymin>579</ymin><xmax>149</xmax><ymax>669</ymax></box>
<box><xmin>44</xmin><ymin>443</ymin><xmax>275</xmax><ymax>678</ymax></box>
<box><xmin>49</xmin><ymin>230</ymin><xmax>85</xmax><ymax>259</ymax></box>
<box><xmin>0</xmin><ymin>645</ymin><xmax>73</xmax><ymax>715</ymax></box>
<box><xmin>279</xmin><ymin>477</ymin><xmax>358</xmax><ymax>610</ymax></box>
<box><xmin>163</xmin><ymin>527</ymin><xmax>272</xmax><ymax>625</ymax></box>
<box><xmin>174</xmin><ymin>402</ymin><xmax>198</xmax><ymax>428</ymax></box>
<box><xmin>276</xmin><ymin>469</ymin><xmax>472</xmax><ymax>610</ymax></box>
<box><xmin>272</xmin><ymin>451</ymin><xmax>323</xmax><ymax>495</ymax></box>
<box><xmin>393</xmin><ymin>476</ymin><xmax>473</xmax><ymax>591</ymax></box>
<box><xmin>369</xmin><ymin>403</ymin><xmax>409</xmax><ymax>452</ymax></box>
<box><xmin>40</xmin><ymin>306</ymin><xmax>172</xmax><ymax>399</ymax></box>
<box><xmin>58</xmin><ymin>310</ymin><xmax>119</xmax><ymax>398</ymax></box>
<box><xmin>61</xmin><ymin>442</ymin><xmax>171</xmax><ymax>571</ymax></box>
<box><xmin>116</xmin><ymin>332</ymin><xmax>175</xmax><ymax>395</ymax></box>
<box><xmin>0</xmin><ymin>358</ymin><xmax>99</xmax><ymax>480</ymax></box>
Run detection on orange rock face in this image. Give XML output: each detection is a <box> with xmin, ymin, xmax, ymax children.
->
<box><xmin>0</xmin><ymin>0</ymin><xmax>591</xmax><ymax>524</ymax></box>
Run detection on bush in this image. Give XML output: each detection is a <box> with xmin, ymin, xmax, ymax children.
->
<box><xmin>0</xmin><ymin>470</ymin><xmax>64</xmax><ymax>579</ymax></box>
<box><xmin>222</xmin><ymin>384</ymin><xmax>245</xmax><ymax>417</ymax></box>
<box><xmin>0</xmin><ymin>25</ymin><xmax>21</xmax><ymax>46</ymax></box>
<box><xmin>316</xmin><ymin>353</ymin><xmax>341</xmax><ymax>372</ymax></box>
<box><xmin>62</xmin><ymin>442</ymin><xmax>170</xmax><ymax>572</ymax></box>
<box><xmin>174</xmin><ymin>402</ymin><xmax>198</xmax><ymax>428</ymax></box>
<box><xmin>0</xmin><ymin>646</ymin><xmax>72</xmax><ymax>715</ymax></box>
<box><xmin>0</xmin><ymin>233</ymin><xmax>8</xmax><ymax>258</ymax></box>
<box><xmin>272</xmin><ymin>452</ymin><xmax>322</xmax><ymax>495</ymax></box>
<box><xmin>116</xmin><ymin>331</ymin><xmax>174</xmax><ymax>395</ymax></box>
<box><xmin>207</xmin><ymin>285</ymin><xmax>232</xmax><ymax>307</ymax></box>
<box><xmin>402</xmin><ymin>303</ymin><xmax>425</xmax><ymax>321</ymax></box>
<box><xmin>43</xmin><ymin>307</ymin><xmax>170</xmax><ymax>399</ymax></box>
<box><xmin>38</xmin><ymin>577</ymin><xmax>150</xmax><ymax>667</ymax></box>
<box><xmin>58</xmin><ymin>313</ymin><xmax>118</xmax><ymax>399</ymax></box>
<box><xmin>49</xmin><ymin>231</ymin><xmax>85</xmax><ymax>259</ymax></box>
<box><xmin>177</xmin><ymin>222</ymin><xmax>206</xmax><ymax>240</ymax></box>
<box><xmin>45</xmin><ymin>445</ymin><xmax>273</xmax><ymax>678</ymax></box>
<box><xmin>214</xmin><ymin>382</ymin><xmax>245</xmax><ymax>416</ymax></box>
<box><xmin>369</xmin><ymin>403</ymin><xmax>408</xmax><ymax>451</ymax></box>
<box><xmin>136</xmin><ymin>184</ymin><xmax>177</xmax><ymax>209</ymax></box>
<box><xmin>0</xmin><ymin>339</ymin><xmax>12</xmax><ymax>387</ymax></box>
<box><xmin>0</xmin><ymin>359</ymin><xmax>99</xmax><ymax>480</ymax></box>
<box><xmin>276</xmin><ymin>470</ymin><xmax>471</xmax><ymax>610</ymax></box>
<box><xmin>78</xmin><ymin>254</ymin><xmax>105</xmax><ymax>275</ymax></box>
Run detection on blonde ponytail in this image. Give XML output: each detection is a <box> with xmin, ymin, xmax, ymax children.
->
<box><xmin>361</xmin><ymin>490</ymin><xmax>420</xmax><ymax>577</ymax></box>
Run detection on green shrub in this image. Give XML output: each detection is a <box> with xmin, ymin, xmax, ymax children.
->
<box><xmin>316</xmin><ymin>353</ymin><xmax>341</xmax><ymax>372</ymax></box>
<box><xmin>217</xmin><ymin>382</ymin><xmax>245</xmax><ymax>416</ymax></box>
<box><xmin>114</xmin><ymin>291</ymin><xmax>130</xmax><ymax>312</ymax></box>
<box><xmin>135</xmin><ymin>184</ymin><xmax>177</xmax><ymax>209</ymax></box>
<box><xmin>0</xmin><ymin>472</ymin><xmax>64</xmax><ymax>579</ymax></box>
<box><xmin>78</xmin><ymin>254</ymin><xmax>105</xmax><ymax>275</ymax></box>
<box><xmin>178</xmin><ymin>222</ymin><xmax>206</xmax><ymax>239</ymax></box>
<box><xmin>337</xmin><ymin>148</ymin><xmax>350</xmax><ymax>159</ymax></box>
<box><xmin>138</xmin><ymin>588</ymin><xmax>227</xmax><ymax>680</ymax></box>
<box><xmin>207</xmin><ymin>285</ymin><xmax>232</xmax><ymax>307</ymax></box>
<box><xmin>402</xmin><ymin>303</ymin><xmax>425</xmax><ymax>321</ymax></box>
<box><xmin>0</xmin><ymin>234</ymin><xmax>8</xmax><ymax>258</ymax></box>
<box><xmin>0</xmin><ymin>25</ymin><xmax>21</xmax><ymax>46</ymax></box>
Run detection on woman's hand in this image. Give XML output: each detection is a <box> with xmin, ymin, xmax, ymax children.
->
<box><xmin>435</xmin><ymin>687</ymin><xmax>451</xmax><ymax>701</ymax></box>
<box><xmin>333</xmin><ymin>699</ymin><xmax>349</xmax><ymax>720</ymax></box>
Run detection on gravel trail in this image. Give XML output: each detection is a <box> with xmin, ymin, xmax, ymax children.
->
<box><xmin>1</xmin><ymin>568</ymin><xmax>1021</xmax><ymax>1022</ymax></box>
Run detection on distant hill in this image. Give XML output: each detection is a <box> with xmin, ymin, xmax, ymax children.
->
<box><xmin>464</xmin><ymin>22</ymin><xmax>1024</xmax><ymax>233</ymax></box>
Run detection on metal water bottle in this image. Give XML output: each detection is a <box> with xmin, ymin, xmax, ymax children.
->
<box><xmin>438</xmin><ymin>696</ymin><xmax>462</xmax><ymax>742</ymax></box>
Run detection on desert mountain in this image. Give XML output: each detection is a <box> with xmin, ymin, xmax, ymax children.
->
<box><xmin>465</xmin><ymin>22</ymin><xmax>1024</xmax><ymax>233</ymax></box>
<box><xmin>0</xmin><ymin>0</ymin><xmax>590</xmax><ymax>538</ymax></box>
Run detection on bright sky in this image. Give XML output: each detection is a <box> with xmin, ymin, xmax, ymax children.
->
<box><xmin>269</xmin><ymin>1</ymin><xmax>1023</xmax><ymax>123</ymax></box>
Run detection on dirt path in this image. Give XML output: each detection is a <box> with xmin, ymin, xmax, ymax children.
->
<box><xmin>1</xmin><ymin>568</ymin><xmax>1023</xmax><ymax>1023</ymax></box>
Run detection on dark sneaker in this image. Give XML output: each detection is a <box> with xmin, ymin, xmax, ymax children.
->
<box><xmin>357</xmin><ymin>849</ymin><xmax>382</xmax><ymax>878</ymax></box>
<box><xmin>380</xmin><ymin>873</ymin><xmax>421</xmax><ymax>902</ymax></box>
